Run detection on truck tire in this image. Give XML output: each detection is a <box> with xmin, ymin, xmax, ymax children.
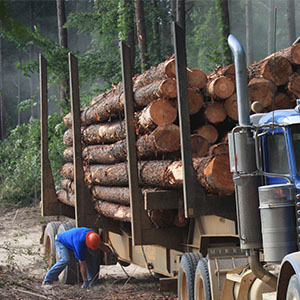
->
<box><xmin>194</xmin><ymin>258</ymin><xmax>211</xmax><ymax>300</ymax></box>
<box><xmin>286</xmin><ymin>274</ymin><xmax>300</xmax><ymax>300</ymax></box>
<box><xmin>56</xmin><ymin>221</ymin><xmax>80</xmax><ymax>285</ymax></box>
<box><xmin>43</xmin><ymin>221</ymin><xmax>61</xmax><ymax>267</ymax></box>
<box><xmin>178</xmin><ymin>252</ymin><xmax>203</xmax><ymax>300</ymax></box>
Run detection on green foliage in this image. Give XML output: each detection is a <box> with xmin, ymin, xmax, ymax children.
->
<box><xmin>0</xmin><ymin>113</ymin><xmax>66</xmax><ymax>207</ymax></box>
<box><xmin>187</xmin><ymin>0</ymin><xmax>231</xmax><ymax>72</ymax></box>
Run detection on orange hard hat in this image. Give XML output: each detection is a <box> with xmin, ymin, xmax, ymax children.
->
<box><xmin>86</xmin><ymin>231</ymin><xmax>101</xmax><ymax>250</ymax></box>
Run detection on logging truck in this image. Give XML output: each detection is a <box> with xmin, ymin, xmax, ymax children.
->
<box><xmin>40</xmin><ymin>27</ymin><xmax>300</xmax><ymax>299</ymax></box>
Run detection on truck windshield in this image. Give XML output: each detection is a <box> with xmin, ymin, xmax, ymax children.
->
<box><xmin>266</xmin><ymin>132</ymin><xmax>289</xmax><ymax>174</ymax></box>
<box><xmin>291</xmin><ymin>124</ymin><xmax>300</xmax><ymax>174</ymax></box>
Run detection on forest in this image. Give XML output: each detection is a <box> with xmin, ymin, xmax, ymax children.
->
<box><xmin>0</xmin><ymin>0</ymin><xmax>299</xmax><ymax>206</ymax></box>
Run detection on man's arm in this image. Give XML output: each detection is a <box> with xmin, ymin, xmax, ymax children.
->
<box><xmin>78</xmin><ymin>260</ymin><xmax>87</xmax><ymax>281</ymax></box>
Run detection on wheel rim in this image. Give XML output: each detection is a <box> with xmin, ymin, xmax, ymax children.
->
<box><xmin>180</xmin><ymin>271</ymin><xmax>188</xmax><ymax>300</ymax></box>
<box><xmin>45</xmin><ymin>236</ymin><xmax>51</xmax><ymax>266</ymax></box>
<box><xmin>195</xmin><ymin>277</ymin><xmax>205</xmax><ymax>300</ymax></box>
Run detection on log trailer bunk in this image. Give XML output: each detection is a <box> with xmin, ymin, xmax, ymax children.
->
<box><xmin>40</xmin><ymin>22</ymin><xmax>300</xmax><ymax>299</ymax></box>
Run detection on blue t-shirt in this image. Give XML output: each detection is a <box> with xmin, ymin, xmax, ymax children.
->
<box><xmin>56</xmin><ymin>227</ymin><xmax>91</xmax><ymax>261</ymax></box>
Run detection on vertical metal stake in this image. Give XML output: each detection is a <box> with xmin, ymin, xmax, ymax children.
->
<box><xmin>69</xmin><ymin>53</ymin><xmax>93</xmax><ymax>227</ymax></box>
<box><xmin>40</xmin><ymin>54</ymin><xmax>60</xmax><ymax>216</ymax></box>
<box><xmin>172</xmin><ymin>22</ymin><xmax>205</xmax><ymax>218</ymax></box>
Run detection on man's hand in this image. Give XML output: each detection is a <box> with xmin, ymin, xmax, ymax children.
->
<box><xmin>81</xmin><ymin>280</ymin><xmax>89</xmax><ymax>289</ymax></box>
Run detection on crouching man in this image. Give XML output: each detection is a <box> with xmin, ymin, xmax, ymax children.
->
<box><xmin>42</xmin><ymin>227</ymin><xmax>102</xmax><ymax>288</ymax></box>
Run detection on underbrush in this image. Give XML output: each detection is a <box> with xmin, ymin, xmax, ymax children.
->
<box><xmin>0</xmin><ymin>113</ymin><xmax>66</xmax><ymax>207</ymax></box>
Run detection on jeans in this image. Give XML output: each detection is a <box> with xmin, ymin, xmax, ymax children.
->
<box><xmin>42</xmin><ymin>240</ymin><xmax>97</xmax><ymax>284</ymax></box>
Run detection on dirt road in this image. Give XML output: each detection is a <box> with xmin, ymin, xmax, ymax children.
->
<box><xmin>0</xmin><ymin>205</ymin><xmax>177</xmax><ymax>299</ymax></box>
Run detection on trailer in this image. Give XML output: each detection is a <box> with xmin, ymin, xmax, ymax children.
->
<box><xmin>40</xmin><ymin>23</ymin><xmax>300</xmax><ymax>299</ymax></box>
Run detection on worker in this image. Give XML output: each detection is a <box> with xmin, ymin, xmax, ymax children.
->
<box><xmin>42</xmin><ymin>227</ymin><xmax>101</xmax><ymax>288</ymax></box>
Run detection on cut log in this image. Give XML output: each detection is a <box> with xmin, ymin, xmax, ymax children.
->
<box><xmin>90</xmin><ymin>82</ymin><xmax>122</xmax><ymax>106</ymax></box>
<box><xmin>63</xmin><ymin>120</ymin><xmax>126</xmax><ymax>146</ymax></box>
<box><xmin>133</xmin><ymin>57</ymin><xmax>174</xmax><ymax>89</ymax></box>
<box><xmin>165</xmin><ymin>59</ymin><xmax>207</xmax><ymax>89</ymax></box>
<box><xmin>264</xmin><ymin>92</ymin><xmax>295</xmax><ymax>111</ymax></box>
<box><xmin>61</xmin><ymin>155</ymin><xmax>234</xmax><ymax>195</ymax></box>
<box><xmin>195</xmin><ymin>124</ymin><xmax>218</xmax><ymax>144</ymax></box>
<box><xmin>214</xmin><ymin>64</ymin><xmax>236</xmax><ymax>81</ymax></box>
<box><xmin>83</xmin><ymin>160</ymin><xmax>173</xmax><ymax>187</ymax></box>
<box><xmin>206</xmin><ymin>76</ymin><xmax>235</xmax><ymax>99</ymax></box>
<box><xmin>275</xmin><ymin>43</ymin><xmax>300</xmax><ymax>65</ymax></box>
<box><xmin>129</xmin><ymin>78</ymin><xmax>177</xmax><ymax>107</ymax></box>
<box><xmin>163</xmin><ymin>154</ymin><xmax>234</xmax><ymax>195</ymax></box>
<box><xmin>137</xmin><ymin>98</ymin><xmax>177</xmax><ymax>132</ymax></box>
<box><xmin>187</xmin><ymin>69</ymin><xmax>207</xmax><ymax>89</ymax></box>
<box><xmin>57</xmin><ymin>189</ymin><xmax>75</xmax><ymax>207</ymax></box>
<box><xmin>204</xmin><ymin>102</ymin><xmax>227</xmax><ymax>124</ymax></box>
<box><xmin>190</xmin><ymin>134</ymin><xmax>210</xmax><ymax>158</ymax></box>
<box><xmin>208</xmin><ymin>142</ymin><xmax>229</xmax><ymax>156</ymax></box>
<box><xmin>63</xmin><ymin>124</ymin><xmax>181</xmax><ymax>164</ymax></box>
<box><xmin>224</xmin><ymin>93</ymin><xmax>238</xmax><ymax>121</ymax></box>
<box><xmin>248</xmin><ymin>55</ymin><xmax>292</xmax><ymax>86</ymax></box>
<box><xmin>91</xmin><ymin>186</ymin><xmax>130</xmax><ymax>206</ymax></box>
<box><xmin>248</xmin><ymin>77</ymin><xmax>277</xmax><ymax>108</ymax></box>
<box><xmin>288</xmin><ymin>73</ymin><xmax>300</xmax><ymax>98</ymax></box>
<box><xmin>94</xmin><ymin>200</ymin><xmax>131</xmax><ymax>222</ymax></box>
<box><xmin>188</xmin><ymin>88</ymin><xmax>204</xmax><ymax>115</ymax></box>
<box><xmin>61</xmin><ymin>179</ymin><xmax>74</xmax><ymax>193</ymax></box>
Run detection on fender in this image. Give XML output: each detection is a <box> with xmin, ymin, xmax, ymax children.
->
<box><xmin>277</xmin><ymin>251</ymin><xmax>300</xmax><ymax>299</ymax></box>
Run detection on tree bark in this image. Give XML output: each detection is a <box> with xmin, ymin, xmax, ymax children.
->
<box><xmin>0</xmin><ymin>38</ymin><xmax>3</xmax><ymax>140</ymax></box>
<box><xmin>245</xmin><ymin>0</ymin><xmax>253</xmax><ymax>64</ymax></box>
<box><xmin>63</xmin><ymin>120</ymin><xmax>126</xmax><ymax>146</ymax></box>
<box><xmin>219</xmin><ymin>0</ymin><xmax>232</xmax><ymax>64</ymax></box>
<box><xmin>276</xmin><ymin>44</ymin><xmax>300</xmax><ymax>65</ymax></box>
<box><xmin>135</xmin><ymin>0</ymin><xmax>149</xmax><ymax>72</ymax></box>
<box><xmin>56</xmin><ymin>0</ymin><xmax>69</xmax><ymax>109</ymax></box>
<box><xmin>268</xmin><ymin>0</ymin><xmax>275</xmax><ymax>55</ymax></box>
<box><xmin>286</xmin><ymin>0</ymin><xmax>296</xmax><ymax>45</ymax></box>
<box><xmin>94</xmin><ymin>200</ymin><xmax>131</xmax><ymax>222</ymax></box>
<box><xmin>63</xmin><ymin>124</ymin><xmax>181</xmax><ymax>164</ymax></box>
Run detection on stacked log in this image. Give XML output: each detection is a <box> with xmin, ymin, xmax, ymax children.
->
<box><xmin>58</xmin><ymin>43</ymin><xmax>300</xmax><ymax>226</ymax></box>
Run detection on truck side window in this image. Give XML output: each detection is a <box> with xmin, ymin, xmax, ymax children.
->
<box><xmin>266</xmin><ymin>133</ymin><xmax>289</xmax><ymax>174</ymax></box>
<box><xmin>291</xmin><ymin>124</ymin><xmax>300</xmax><ymax>174</ymax></box>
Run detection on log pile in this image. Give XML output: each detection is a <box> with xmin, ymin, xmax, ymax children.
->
<box><xmin>58</xmin><ymin>43</ymin><xmax>300</xmax><ymax>226</ymax></box>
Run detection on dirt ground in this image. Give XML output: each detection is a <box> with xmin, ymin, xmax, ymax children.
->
<box><xmin>0</xmin><ymin>205</ymin><xmax>177</xmax><ymax>300</ymax></box>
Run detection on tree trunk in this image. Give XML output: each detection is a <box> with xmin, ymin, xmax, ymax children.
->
<box><xmin>92</xmin><ymin>186</ymin><xmax>130</xmax><ymax>206</ymax></box>
<box><xmin>245</xmin><ymin>0</ymin><xmax>253</xmax><ymax>64</ymax></box>
<box><xmin>219</xmin><ymin>0</ymin><xmax>232</xmax><ymax>65</ymax></box>
<box><xmin>0</xmin><ymin>38</ymin><xmax>3</xmax><ymax>140</ymax></box>
<box><xmin>286</xmin><ymin>0</ymin><xmax>296</xmax><ymax>45</ymax></box>
<box><xmin>56</xmin><ymin>0</ymin><xmax>69</xmax><ymax>110</ymax></box>
<box><xmin>124</xmin><ymin>0</ymin><xmax>135</xmax><ymax>77</ymax></box>
<box><xmin>268</xmin><ymin>0</ymin><xmax>275</xmax><ymax>55</ymax></box>
<box><xmin>135</xmin><ymin>0</ymin><xmax>149</xmax><ymax>72</ymax></box>
<box><xmin>151</xmin><ymin>0</ymin><xmax>161</xmax><ymax>62</ymax></box>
